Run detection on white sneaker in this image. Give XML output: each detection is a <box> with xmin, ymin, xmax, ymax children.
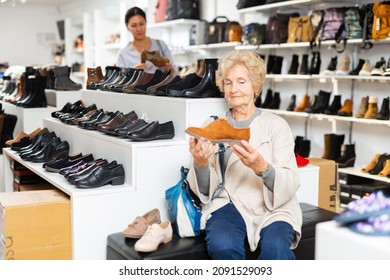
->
<box><xmin>134</xmin><ymin>221</ymin><xmax>173</xmax><ymax>252</ymax></box>
<box><xmin>382</xmin><ymin>58</ymin><xmax>390</xmax><ymax>77</ymax></box>
<box><xmin>370</xmin><ymin>57</ymin><xmax>386</xmax><ymax>76</ymax></box>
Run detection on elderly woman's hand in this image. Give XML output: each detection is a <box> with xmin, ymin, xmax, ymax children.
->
<box><xmin>189</xmin><ymin>137</ymin><xmax>214</xmax><ymax>166</ymax></box>
<box><xmin>231</xmin><ymin>140</ymin><xmax>269</xmax><ymax>175</ymax></box>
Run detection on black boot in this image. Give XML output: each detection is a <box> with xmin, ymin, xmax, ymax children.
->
<box><xmin>267</xmin><ymin>55</ymin><xmax>275</xmax><ymax>74</ymax></box>
<box><xmin>309</xmin><ymin>51</ymin><xmax>321</xmax><ymax>75</ymax></box>
<box><xmin>16</xmin><ymin>75</ymin><xmax>47</xmax><ymax>108</ymax></box>
<box><xmin>286</xmin><ymin>94</ymin><xmax>296</xmax><ymax>111</ymax></box>
<box><xmin>134</xmin><ymin>69</ymin><xmax>170</xmax><ymax>94</ymax></box>
<box><xmin>336</xmin><ymin>144</ymin><xmax>356</xmax><ymax>168</ymax></box>
<box><xmin>349</xmin><ymin>59</ymin><xmax>365</xmax><ymax>75</ymax></box>
<box><xmin>182</xmin><ymin>58</ymin><xmax>222</xmax><ymax>98</ymax></box>
<box><xmin>52</xmin><ymin>66</ymin><xmax>83</xmax><ymax>91</ymax></box>
<box><xmin>324</xmin><ymin>95</ymin><xmax>342</xmax><ymax>115</ymax></box>
<box><xmin>298</xmin><ymin>139</ymin><xmax>311</xmax><ymax>158</ymax></box>
<box><xmin>254</xmin><ymin>94</ymin><xmax>262</xmax><ymax>108</ymax></box>
<box><xmin>0</xmin><ymin>114</ymin><xmax>17</xmax><ymax>151</ymax></box>
<box><xmin>271</xmin><ymin>56</ymin><xmax>283</xmax><ymax>74</ymax></box>
<box><xmin>299</xmin><ymin>54</ymin><xmax>309</xmax><ymax>75</ymax></box>
<box><xmin>288</xmin><ymin>54</ymin><xmax>299</xmax><ymax>74</ymax></box>
<box><xmin>89</xmin><ymin>66</ymin><xmax>121</xmax><ymax>90</ymax></box>
<box><xmin>322</xmin><ymin>56</ymin><xmax>338</xmax><ymax>75</ymax></box>
<box><xmin>261</xmin><ymin>89</ymin><xmax>273</xmax><ymax>108</ymax></box>
<box><xmin>328</xmin><ymin>134</ymin><xmax>345</xmax><ymax>161</ymax></box>
<box><xmin>377</xmin><ymin>97</ymin><xmax>389</xmax><ymax>120</ymax></box>
<box><xmin>307</xmin><ymin>90</ymin><xmax>331</xmax><ymax>114</ymax></box>
<box><xmin>268</xmin><ymin>92</ymin><xmax>281</xmax><ymax>109</ymax></box>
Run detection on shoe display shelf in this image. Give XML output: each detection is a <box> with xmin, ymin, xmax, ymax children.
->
<box><xmin>316</xmin><ymin>220</ymin><xmax>390</xmax><ymax>259</ymax></box>
<box><xmin>45</xmin><ymin>89</ymin><xmax>82</xmax><ymax>109</ymax></box>
<box><xmin>235</xmin><ymin>0</ymin><xmax>390</xmax><ymax>190</ymax></box>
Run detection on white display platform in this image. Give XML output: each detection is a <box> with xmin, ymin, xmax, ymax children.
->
<box><xmin>0</xmin><ymin>154</ymin><xmax>4</xmax><ymax>192</ymax></box>
<box><xmin>316</xmin><ymin>221</ymin><xmax>390</xmax><ymax>259</ymax></box>
<box><xmin>296</xmin><ymin>164</ymin><xmax>319</xmax><ymax>206</ymax></box>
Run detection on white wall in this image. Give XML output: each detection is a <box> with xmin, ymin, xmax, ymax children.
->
<box><xmin>0</xmin><ymin>5</ymin><xmax>61</xmax><ymax>66</ymax></box>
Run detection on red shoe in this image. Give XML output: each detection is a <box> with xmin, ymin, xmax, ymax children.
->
<box><xmin>295</xmin><ymin>153</ymin><xmax>309</xmax><ymax>167</ymax></box>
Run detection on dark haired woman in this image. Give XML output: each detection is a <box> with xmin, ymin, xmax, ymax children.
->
<box><xmin>116</xmin><ymin>6</ymin><xmax>176</xmax><ymax>74</ymax></box>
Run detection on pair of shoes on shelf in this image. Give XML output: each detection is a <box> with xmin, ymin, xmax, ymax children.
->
<box><xmin>361</xmin><ymin>153</ymin><xmax>390</xmax><ymax>175</ymax></box>
<box><xmin>122</xmin><ymin>208</ymin><xmax>172</xmax><ymax>253</ymax></box>
<box><xmin>127</xmin><ymin>120</ymin><xmax>175</xmax><ymax>141</ymax></box>
<box><xmin>5</xmin><ymin>127</ymin><xmax>41</xmax><ymax>147</ymax></box>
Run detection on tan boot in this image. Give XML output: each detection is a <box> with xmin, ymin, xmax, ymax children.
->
<box><xmin>141</xmin><ymin>50</ymin><xmax>170</xmax><ymax>67</ymax></box>
<box><xmin>185</xmin><ymin>118</ymin><xmax>250</xmax><ymax>144</ymax></box>
<box><xmin>362</xmin><ymin>153</ymin><xmax>381</xmax><ymax>173</ymax></box>
<box><xmin>355</xmin><ymin>96</ymin><xmax>369</xmax><ymax>118</ymax></box>
<box><xmin>338</xmin><ymin>99</ymin><xmax>353</xmax><ymax>116</ymax></box>
<box><xmin>336</xmin><ymin>55</ymin><xmax>350</xmax><ymax>75</ymax></box>
<box><xmin>364</xmin><ymin>96</ymin><xmax>378</xmax><ymax>119</ymax></box>
<box><xmin>5</xmin><ymin>131</ymin><xmax>28</xmax><ymax>146</ymax></box>
<box><xmin>321</xmin><ymin>134</ymin><xmax>333</xmax><ymax>159</ymax></box>
<box><xmin>196</xmin><ymin>59</ymin><xmax>206</xmax><ymax>77</ymax></box>
<box><xmin>294</xmin><ymin>94</ymin><xmax>310</xmax><ymax>112</ymax></box>
<box><xmin>379</xmin><ymin>159</ymin><xmax>390</xmax><ymax>177</ymax></box>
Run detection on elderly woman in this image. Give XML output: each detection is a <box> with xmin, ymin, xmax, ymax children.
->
<box><xmin>187</xmin><ymin>50</ymin><xmax>302</xmax><ymax>260</ymax></box>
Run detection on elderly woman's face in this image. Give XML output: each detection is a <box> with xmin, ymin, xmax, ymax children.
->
<box><xmin>223</xmin><ymin>64</ymin><xmax>255</xmax><ymax>109</ymax></box>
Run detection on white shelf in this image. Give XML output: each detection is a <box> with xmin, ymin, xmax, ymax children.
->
<box><xmin>100</xmin><ymin>43</ymin><xmax>122</xmax><ymax>50</ymax></box>
<box><xmin>266</xmin><ymin>74</ymin><xmax>311</xmax><ymax>80</ymax></box>
<box><xmin>148</xmin><ymin>19</ymin><xmax>200</xmax><ymax>29</ymax></box>
<box><xmin>185</xmin><ymin>41</ymin><xmax>241</xmax><ymax>51</ymax></box>
<box><xmin>312</xmin><ymin>74</ymin><xmax>390</xmax><ymax>82</ymax></box>
<box><xmin>261</xmin><ymin>108</ymin><xmax>309</xmax><ymax>118</ymax></box>
<box><xmin>237</xmin><ymin>0</ymin><xmax>314</xmax><ymax>13</ymax></box>
<box><xmin>338</xmin><ymin>167</ymin><xmax>390</xmax><ymax>184</ymax></box>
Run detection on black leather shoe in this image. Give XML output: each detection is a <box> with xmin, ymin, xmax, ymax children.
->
<box><xmin>29</xmin><ymin>138</ymin><xmax>68</xmax><ymax>163</ymax></box>
<box><xmin>166</xmin><ymin>73</ymin><xmax>202</xmax><ymax>97</ymax></box>
<box><xmin>64</xmin><ymin>158</ymin><xmax>107</xmax><ymax>178</ymax></box>
<box><xmin>127</xmin><ymin>121</ymin><xmax>175</xmax><ymax>141</ymax></box>
<box><xmin>116</xmin><ymin>119</ymin><xmax>149</xmax><ymax>138</ymax></box>
<box><xmin>19</xmin><ymin>131</ymin><xmax>57</xmax><ymax>160</ymax></box>
<box><xmin>74</xmin><ymin>161</ymin><xmax>125</xmax><ymax>188</ymax></box>
<box><xmin>43</xmin><ymin>151</ymin><xmax>82</xmax><ymax>169</ymax></box>
<box><xmin>45</xmin><ymin>153</ymin><xmax>94</xmax><ymax>173</ymax></box>
<box><xmin>67</xmin><ymin>159</ymin><xmax>109</xmax><ymax>183</ymax></box>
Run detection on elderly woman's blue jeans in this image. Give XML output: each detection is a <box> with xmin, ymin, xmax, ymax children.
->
<box><xmin>205</xmin><ymin>203</ymin><xmax>296</xmax><ymax>260</ymax></box>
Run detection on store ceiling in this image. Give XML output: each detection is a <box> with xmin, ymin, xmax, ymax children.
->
<box><xmin>0</xmin><ymin>0</ymin><xmax>71</xmax><ymax>6</ymax></box>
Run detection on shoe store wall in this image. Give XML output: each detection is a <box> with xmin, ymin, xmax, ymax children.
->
<box><xmin>0</xmin><ymin>4</ymin><xmax>61</xmax><ymax>66</ymax></box>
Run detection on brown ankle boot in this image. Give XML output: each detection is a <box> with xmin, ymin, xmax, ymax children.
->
<box><xmin>379</xmin><ymin>159</ymin><xmax>390</xmax><ymax>177</ymax></box>
<box><xmin>294</xmin><ymin>94</ymin><xmax>310</xmax><ymax>112</ymax></box>
<box><xmin>141</xmin><ymin>50</ymin><xmax>170</xmax><ymax>67</ymax></box>
<box><xmin>87</xmin><ymin>66</ymin><xmax>104</xmax><ymax>88</ymax></box>
<box><xmin>362</xmin><ymin>153</ymin><xmax>381</xmax><ymax>173</ymax></box>
<box><xmin>355</xmin><ymin>96</ymin><xmax>369</xmax><ymax>118</ymax></box>
<box><xmin>364</xmin><ymin>96</ymin><xmax>378</xmax><ymax>119</ymax></box>
<box><xmin>338</xmin><ymin>99</ymin><xmax>353</xmax><ymax>116</ymax></box>
<box><xmin>185</xmin><ymin>118</ymin><xmax>250</xmax><ymax>144</ymax></box>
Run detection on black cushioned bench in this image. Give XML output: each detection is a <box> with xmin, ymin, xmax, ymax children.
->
<box><xmin>106</xmin><ymin>203</ymin><xmax>337</xmax><ymax>260</ymax></box>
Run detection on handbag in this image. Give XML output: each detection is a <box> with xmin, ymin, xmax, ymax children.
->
<box><xmin>165</xmin><ymin>166</ymin><xmax>202</xmax><ymax>237</ymax></box>
<box><xmin>287</xmin><ymin>15</ymin><xmax>313</xmax><ymax>43</ymax></box>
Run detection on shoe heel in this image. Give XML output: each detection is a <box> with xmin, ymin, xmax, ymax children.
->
<box><xmin>111</xmin><ymin>177</ymin><xmax>125</xmax><ymax>185</ymax></box>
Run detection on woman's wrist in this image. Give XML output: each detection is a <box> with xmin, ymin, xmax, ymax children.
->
<box><xmin>255</xmin><ymin>164</ymin><xmax>270</xmax><ymax>177</ymax></box>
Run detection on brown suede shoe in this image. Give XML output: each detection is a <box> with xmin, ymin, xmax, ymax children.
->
<box><xmin>141</xmin><ymin>50</ymin><xmax>170</xmax><ymax>67</ymax></box>
<box><xmin>122</xmin><ymin>208</ymin><xmax>161</xmax><ymax>239</ymax></box>
<box><xmin>185</xmin><ymin>118</ymin><xmax>250</xmax><ymax>144</ymax></box>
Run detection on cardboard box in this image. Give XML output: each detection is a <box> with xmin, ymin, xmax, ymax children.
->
<box><xmin>0</xmin><ymin>189</ymin><xmax>72</xmax><ymax>260</ymax></box>
<box><xmin>308</xmin><ymin>158</ymin><xmax>338</xmax><ymax>212</ymax></box>
<box><xmin>13</xmin><ymin>182</ymin><xmax>55</xmax><ymax>192</ymax></box>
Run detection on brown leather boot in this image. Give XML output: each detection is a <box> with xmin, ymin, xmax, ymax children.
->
<box><xmin>321</xmin><ymin>134</ymin><xmax>333</xmax><ymax>159</ymax></box>
<box><xmin>185</xmin><ymin>118</ymin><xmax>250</xmax><ymax>144</ymax></box>
<box><xmin>379</xmin><ymin>159</ymin><xmax>390</xmax><ymax>177</ymax></box>
<box><xmin>361</xmin><ymin>153</ymin><xmax>381</xmax><ymax>173</ymax></box>
<box><xmin>338</xmin><ymin>99</ymin><xmax>353</xmax><ymax>117</ymax></box>
<box><xmin>86</xmin><ymin>66</ymin><xmax>104</xmax><ymax>89</ymax></box>
<box><xmin>364</xmin><ymin>96</ymin><xmax>378</xmax><ymax>119</ymax></box>
<box><xmin>141</xmin><ymin>50</ymin><xmax>170</xmax><ymax>67</ymax></box>
<box><xmin>294</xmin><ymin>94</ymin><xmax>310</xmax><ymax>112</ymax></box>
<box><xmin>355</xmin><ymin>96</ymin><xmax>369</xmax><ymax>118</ymax></box>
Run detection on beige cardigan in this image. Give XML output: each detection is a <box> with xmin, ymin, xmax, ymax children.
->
<box><xmin>188</xmin><ymin>111</ymin><xmax>302</xmax><ymax>251</ymax></box>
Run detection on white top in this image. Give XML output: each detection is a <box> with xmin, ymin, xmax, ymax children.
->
<box><xmin>116</xmin><ymin>38</ymin><xmax>177</xmax><ymax>74</ymax></box>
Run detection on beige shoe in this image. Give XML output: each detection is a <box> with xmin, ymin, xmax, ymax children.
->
<box><xmin>359</xmin><ymin>59</ymin><xmax>372</xmax><ymax>76</ymax></box>
<box><xmin>336</xmin><ymin>55</ymin><xmax>350</xmax><ymax>75</ymax></box>
<box><xmin>134</xmin><ymin>221</ymin><xmax>173</xmax><ymax>252</ymax></box>
<box><xmin>122</xmin><ymin>208</ymin><xmax>161</xmax><ymax>239</ymax></box>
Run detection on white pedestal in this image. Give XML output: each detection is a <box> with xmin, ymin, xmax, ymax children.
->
<box><xmin>296</xmin><ymin>165</ymin><xmax>319</xmax><ymax>206</ymax></box>
<box><xmin>316</xmin><ymin>221</ymin><xmax>390</xmax><ymax>259</ymax></box>
<box><xmin>45</xmin><ymin>89</ymin><xmax>81</xmax><ymax>109</ymax></box>
<box><xmin>0</xmin><ymin>154</ymin><xmax>4</xmax><ymax>192</ymax></box>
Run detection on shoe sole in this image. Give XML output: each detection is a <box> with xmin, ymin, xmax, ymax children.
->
<box><xmin>129</xmin><ymin>134</ymin><xmax>175</xmax><ymax>142</ymax></box>
<box><xmin>185</xmin><ymin>130</ymin><xmax>242</xmax><ymax>145</ymax></box>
